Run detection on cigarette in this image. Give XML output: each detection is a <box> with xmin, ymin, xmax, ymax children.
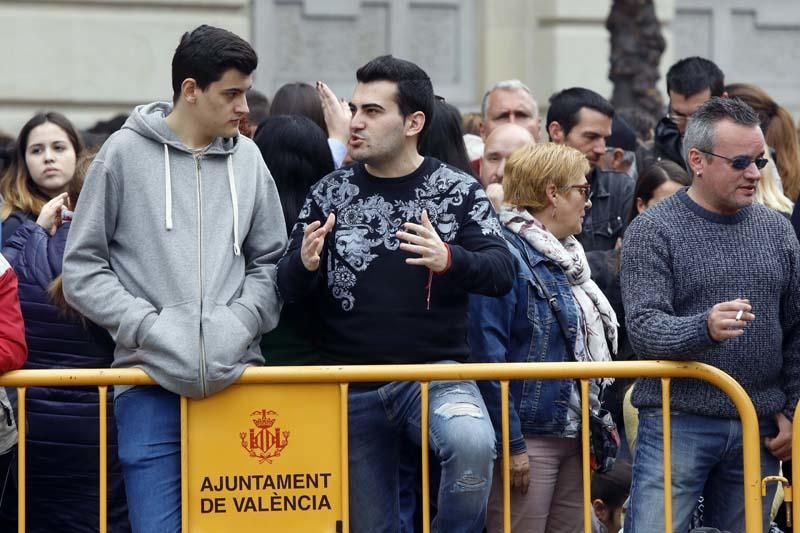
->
<box><xmin>735</xmin><ymin>309</ymin><xmax>743</xmax><ymax>321</ymax></box>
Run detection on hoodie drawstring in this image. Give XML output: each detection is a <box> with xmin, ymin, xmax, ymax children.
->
<box><xmin>163</xmin><ymin>145</ymin><xmax>240</xmax><ymax>256</ymax></box>
<box><xmin>227</xmin><ymin>155</ymin><xmax>241</xmax><ymax>256</ymax></box>
<box><xmin>163</xmin><ymin>144</ymin><xmax>173</xmax><ymax>231</ymax></box>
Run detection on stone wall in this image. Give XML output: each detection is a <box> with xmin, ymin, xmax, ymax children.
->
<box><xmin>0</xmin><ymin>0</ymin><xmax>251</xmax><ymax>134</ymax></box>
<box><xmin>673</xmin><ymin>0</ymin><xmax>800</xmax><ymax>117</ymax></box>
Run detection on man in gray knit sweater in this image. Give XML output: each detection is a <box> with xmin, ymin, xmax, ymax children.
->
<box><xmin>621</xmin><ymin>97</ymin><xmax>800</xmax><ymax>532</ymax></box>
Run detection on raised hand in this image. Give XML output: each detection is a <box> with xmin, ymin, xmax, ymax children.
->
<box><xmin>316</xmin><ymin>81</ymin><xmax>352</xmax><ymax>145</ymax></box>
<box><xmin>397</xmin><ymin>210</ymin><xmax>449</xmax><ymax>273</ymax></box>
<box><xmin>36</xmin><ymin>192</ymin><xmax>70</xmax><ymax>236</ymax></box>
<box><xmin>301</xmin><ymin>213</ymin><xmax>336</xmax><ymax>272</ymax></box>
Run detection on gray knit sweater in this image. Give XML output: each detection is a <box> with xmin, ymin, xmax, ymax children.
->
<box><xmin>620</xmin><ymin>188</ymin><xmax>800</xmax><ymax>420</ymax></box>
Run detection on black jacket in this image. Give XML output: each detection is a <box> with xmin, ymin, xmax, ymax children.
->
<box><xmin>653</xmin><ymin>117</ymin><xmax>685</xmax><ymax>168</ymax></box>
<box><xmin>579</xmin><ymin>167</ymin><xmax>634</xmax><ymax>253</ymax></box>
<box><xmin>579</xmin><ymin>167</ymin><xmax>634</xmax><ymax>361</ymax></box>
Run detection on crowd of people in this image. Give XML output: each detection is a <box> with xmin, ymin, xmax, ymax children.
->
<box><xmin>0</xmin><ymin>22</ymin><xmax>799</xmax><ymax>533</ymax></box>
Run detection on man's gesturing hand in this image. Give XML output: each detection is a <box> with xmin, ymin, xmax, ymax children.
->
<box><xmin>397</xmin><ymin>210</ymin><xmax>449</xmax><ymax>273</ymax></box>
<box><xmin>707</xmin><ymin>298</ymin><xmax>754</xmax><ymax>342</ymax></box>
<box><xmin>301</xmin><ymin>213</ymin><xmax>336</xmax><ymax>272</ymax></box>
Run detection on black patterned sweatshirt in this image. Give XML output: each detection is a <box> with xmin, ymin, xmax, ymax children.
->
<box><xmin>276</xmin><ymin>158</ymin><xmax>515</xmax><ymax>364</ymax></box>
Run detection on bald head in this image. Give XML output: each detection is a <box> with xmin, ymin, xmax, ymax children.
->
<box><xmin>480</xmin><ymin>123</ymin><xmax>535</xmax><ymax>188</ymax></box>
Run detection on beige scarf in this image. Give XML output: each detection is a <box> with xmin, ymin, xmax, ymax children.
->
<box><xmin>500</xmin><ymin>205</ymin><xmax>618</xmax><ymax>363</ymax></box>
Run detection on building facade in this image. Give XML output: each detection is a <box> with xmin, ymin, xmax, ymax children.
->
<box><xmin>0</xmin><ymin>0</ymin><xmax>797</xmax><ymax>134</ymax></box>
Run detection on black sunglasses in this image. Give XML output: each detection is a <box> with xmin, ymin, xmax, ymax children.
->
<box><xmin>698</xmin><ymin>149</ymin><xmax>768</xmax><ymax>170</ymax></box>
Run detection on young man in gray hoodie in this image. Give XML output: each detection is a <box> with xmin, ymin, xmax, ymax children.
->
<box><xmin>63</xmin><ymin>26</ymin><xmax>286</xmax><ymax>531</ymax></box>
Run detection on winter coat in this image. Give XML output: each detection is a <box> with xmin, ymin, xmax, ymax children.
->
<box><xmin>3</xmin><ymin>218</ymin><xmax>130</xmax><ymax>532</ymax></box>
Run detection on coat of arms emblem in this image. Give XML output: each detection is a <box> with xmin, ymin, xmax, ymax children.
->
<box><xmin>240</xmin><ymin>409</ymin><xmax>290</xmax><ymax>463</ymax></box>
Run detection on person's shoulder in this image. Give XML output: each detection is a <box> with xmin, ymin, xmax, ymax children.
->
<box><xmin>307</xmin><ymin>163</ymin><xmax>361</xmax><ymax>197</ymax></box>
<box><xmin>231</xmin><ymin>134</ymin><xmax>261</xmax><ymax>158</ymax></box>
<box><xmin>428</xmin><ymin>158</ymin><xmax>480</xmax><ymax>187</ymax></box>
<box><xmin>750</xmin><ymin>202</ymin><xmax>790</xmax><ymax>224</ymax></box>
<box><xmin>627</xmin><ymin>192</ymin><xmax>685</xmax><ymax>236</ymax></box>
<box><xmin>594</xmin><ymin>167</ymin><xmax>634</xmax><ymax>191</ymax></box>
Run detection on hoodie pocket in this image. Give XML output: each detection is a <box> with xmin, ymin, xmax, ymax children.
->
<box><xmin>137</xmin><ymin>301</ymin><xmax>201</xmax><ymax>382</ymax></box>
<box><xmin>203</xmin><ymin>305</ymin><xmax>257</xmax><ymax>380</ymax></box>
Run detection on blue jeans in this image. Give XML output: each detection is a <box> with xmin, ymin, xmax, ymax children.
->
<box><xmin>115</xmin><ymin>386</ymin><xmax>181</xmax><ymax>533</ymax></box>
<box><xmin>348</xmin><ymin>378</ymin><xmax>496</xmax><ymax>533</ymax></box>
<box><xmin>624</xmin><ymin>408</ymin><xmax>779</xmax><ymax>533</ymax></box>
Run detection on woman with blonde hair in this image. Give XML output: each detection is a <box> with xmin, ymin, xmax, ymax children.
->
<box><xmin>725</xmin><ymin>83</ymin><xmax>800</xmax><ymax>201</ymax></box>
<box><xmin>470</xmin><ymin>142</ymin><xmax>618</xmax><ymax>533</ymax></box>
<box><xmin>755</xmin><ymin>147</ymin><xmax>793</xmax><ymax>215</ymax></box>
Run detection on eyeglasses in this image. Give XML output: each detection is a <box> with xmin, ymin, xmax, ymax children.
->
<box><xmin>667</xmin><ymin>112</ymin><xmax>691</xmax><ymax>126</ymax></box>
<box><xmin>567</xmin><ymin>184</ymin><xmax>591</xmax><ymax>200</ymax></box>
<box><xmin>697</xmin><ymin>149</ymin><xmax>768</xmax><ymax>170</ymax></box>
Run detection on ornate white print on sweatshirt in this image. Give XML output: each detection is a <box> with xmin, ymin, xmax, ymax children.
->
<box><xmin>298</xmin><ymin>164</ymin><xmax>502</xmax><ymax>311</ymax></box>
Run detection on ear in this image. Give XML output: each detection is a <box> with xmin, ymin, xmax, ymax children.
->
<box><xmin>687</xmin><ymin>147</ymin><xmax>706</xmax><ymax>177</ymax></box>
<box><xmin>181</xmin><ymin>78</ymin><xmax>200</xmax><ymax>105</ymax></box>
<box><xmin>479</xmin><ymin>120</ymin><xmax>487</xmax><ymax>139</ymax></box>
<box><xmin>547</xmin><ymin>121</ymin><xmax>564</xmax><ymax>143</ymax></box>
<box><xmin>611</xmin><ymin>148</ymin><xmax>625</xmax><ymax>170</ymax></box>
<box><xmin>592</xmin><ymin>499</ymin><xmax>609</xmax><ymax>522</ymax></box>
<box><xmin>545</xmin><ymin>183</ymin><xmax>559</xmax><ymax>205</ymax></box>
<box><xmin>636</xmin><ymin>197</ymin><xmax>647</xmax><ymax>214</ymax></box>
<box><xmin>721</xmin><ymin>91</ymin><xmax>729</xmax><ymax>99</ymax></box>
<box><xmin>405</xmin><ymin>111</ymin><xmax>426</xmax><ymax>138</ymax></box>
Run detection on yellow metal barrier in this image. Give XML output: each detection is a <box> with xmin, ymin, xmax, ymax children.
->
<box><xmin>793</xmin><ymin>400</ymin><xmax>800</xmax><ymax>526</ymax></box>
<box><xmin>0</xmin><ymin>360</ymin><xmax>768</xmax><ymax>532</ymax></box>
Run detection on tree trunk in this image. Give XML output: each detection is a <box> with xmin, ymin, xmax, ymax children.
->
<box><xmin>606</xmin><ymin>0</ymin><xmax>666</xmax><ymax>121</ymax></box>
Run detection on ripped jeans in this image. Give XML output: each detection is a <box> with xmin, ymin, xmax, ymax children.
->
<box><xmin>348</xmin><ymin>374</ymin><xmax>496</xmax><ymax>533</ymax></box>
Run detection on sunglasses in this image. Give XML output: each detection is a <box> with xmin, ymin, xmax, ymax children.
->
<box><xmin>698</xmin><ymin>149</ymin><xmax>768</xmax><ymax>170</ymax></box>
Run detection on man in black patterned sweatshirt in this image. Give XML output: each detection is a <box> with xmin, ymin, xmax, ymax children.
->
<box><xmin>277</xmin><ymin>55</ymin><xmax>514</xmax><ymax>533</ymax></box>
<box><xmin>621</xmin><ymin>97</ymin><xmax>800</xmax><ymax>532</ymax></box>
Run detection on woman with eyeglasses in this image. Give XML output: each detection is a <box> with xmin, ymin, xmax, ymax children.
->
<box><xmin>469</xmin><ymin>143</ymin><xmax>618</xmax><ymax>533</ymax></box>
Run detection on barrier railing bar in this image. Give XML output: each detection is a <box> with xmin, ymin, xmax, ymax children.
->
<box><xmin>662</xmin><ymin>378</ymin><xmax>672</xmax><ymax>533</ymax></box>
<box><xmin>793</xmin><ymin>401</ymin><xmax>800</xmax><ymax>527</ymax></box>
<box><xmin>0</xmin><ymin>361</ymin><xmax>765</xmax><ymax>532</ymax></box>
<box><xmin>500</xmin><ymin>379</ymin><xmax>510</xmax><ymax>533</ymax></box>
<box><xmin>580</xmin><ymin>379</ymin><xmax>591</xmax><ymax>533</ymax></box>
<box><xmin>98</xmin><ymin>385</ymin><xmax>108</xmax><ymax>533</ymax></box>
<box><xmin>339</xmin><ymin>383</ymin><xmax>349</xmax><ymax>533</ymax></box>
<box><xmin>16</xmin><ymin>387</ymin><xmax>25</xmax><ymax>533</ymax></box>
<box><xmin>420</xmin><ymin>382</ymin><xmax>431</xmax><ymax>533</ymax></box>
<box><xmin>180</xmin><ymin>396</ymin><xmax>189</xmax><ymax>532</ymax></box>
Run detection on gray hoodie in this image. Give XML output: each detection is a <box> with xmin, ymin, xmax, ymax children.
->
<box><xmin>63</xmin><ymin>102</ymin><xmax>287</xmax><ymax>399</ymax></box>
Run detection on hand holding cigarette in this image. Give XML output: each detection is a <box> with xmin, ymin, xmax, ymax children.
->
<box><xmin>707</xmin><ymin>298</ymin><xmax>754</xmax><ymax>342</ymax></box>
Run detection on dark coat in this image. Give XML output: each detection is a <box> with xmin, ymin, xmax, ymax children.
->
<box><xmin>653</xmin><ymin>116</ymin><xmax>685</xmax><ymax>168</ymax></box>
<box><xmin>2</xmin><ymin>217</ymin><xmax>130</xmax><ymax>533</ymax></box>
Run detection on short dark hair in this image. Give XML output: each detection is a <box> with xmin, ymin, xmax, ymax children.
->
<box><xmin>253</xmin><ymin>115</ymin><xmax>334</xmax><ymax>233</ymax></box>
<box><xmin>683</xmin><ymin>97</ymin><xmax>760</xmax><ymax>166</ymax></box>
<box><xmin>269</xmin><ymin>82</ymin><xmax>326</xmax><ymax>135</ymax></box>
<box><xmin>246</xmin><ymin>89</ymin><xmax>270</xmax><ymax>126</ymax></box>
<box><xmin>666</xmin><ymin>57</ymin><xmax>725</xmax><ymax>98</ymax></box>
<box><xmin>591</xmin><ymin>460</ymin><xmax>632</xmax><ymax>509</ymax></box>
<box><xmin>418</xmin><ymin>98</ymin><xmax>473</xmax><ymax>175</ymax></box>
<box><xmin>171</xmin><ymin>25</ymin><xmax>257</xmax><ymax>101</ymax></box>
<box><xmin>546</xmin><ymin>87</ymin><xmax>614</xmax><ymax>138</ymax></box>
<box><xmin>356</xmin><ymin>55</ymin><xmax>434</xmax><ymax>136</ymax></box>
<box><xmin>628</xmin><ymin>160</ymin><xmax>691</xmax><ymax>223</ymax></box>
